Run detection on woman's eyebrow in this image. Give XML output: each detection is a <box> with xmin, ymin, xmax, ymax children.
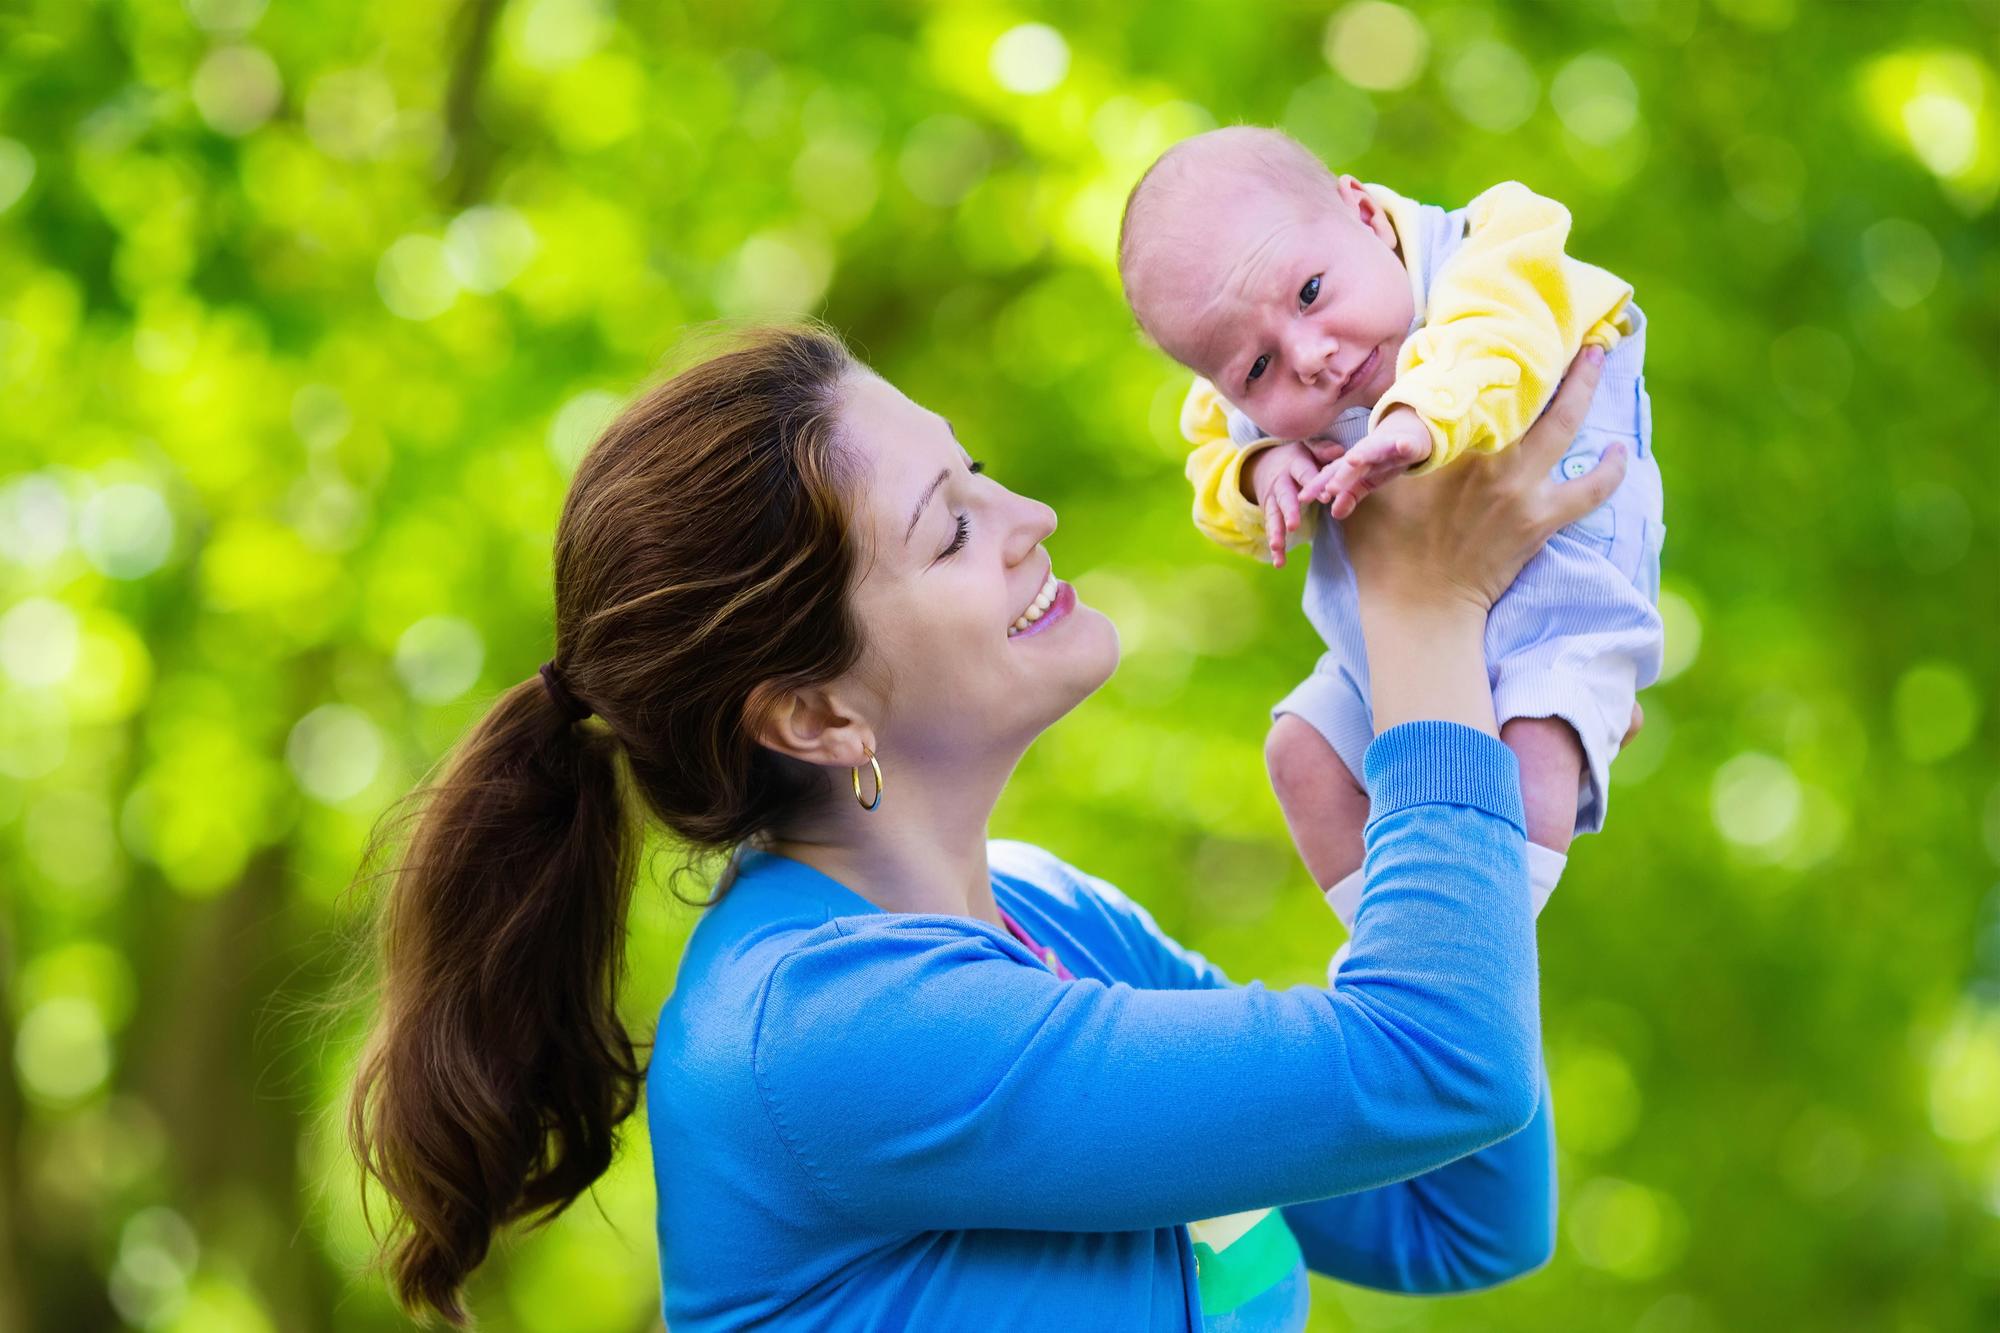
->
<box><xmin>904</xmin><ymin>467</ymin><xmax>949</xmax><ymax>545</ymax></box>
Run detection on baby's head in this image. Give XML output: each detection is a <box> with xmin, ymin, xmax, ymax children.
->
<box><xmin>1119</xmin><ymin>127</ymin><xmax>1414</xmax><ymax>441</ymax></box>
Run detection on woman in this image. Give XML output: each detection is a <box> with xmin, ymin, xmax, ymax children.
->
<box><xmin>348</xmin><ymin>326</ymin><xmax>1623</xmax><ymax>1329</ymax></box>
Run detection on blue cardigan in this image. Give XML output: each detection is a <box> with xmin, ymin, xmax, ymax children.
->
<box><xmin>647</xmin><ymin>722</ymin><xmax>1556</xmax><ymax>1330</ymax></box>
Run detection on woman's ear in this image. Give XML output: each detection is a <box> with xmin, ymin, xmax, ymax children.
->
<box><xmin>744</xmin><ymin>680</ymin><xmax>873</xmax><ymax>770</ymax></box>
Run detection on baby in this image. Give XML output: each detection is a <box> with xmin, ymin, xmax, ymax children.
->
<box><xmin>1118</xmin><ymin>127</ymin><xmax>1665</xmax><ymax>970</ymax></box>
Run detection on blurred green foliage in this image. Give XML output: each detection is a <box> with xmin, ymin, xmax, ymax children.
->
<box><xmin>2</xmin><ymin>0</ymin><xmax>1997</xmax><ymax>1329</ymax></box>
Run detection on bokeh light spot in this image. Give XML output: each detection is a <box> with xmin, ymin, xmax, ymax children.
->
<box><xmin>1862</xmin><ymin>218</ymin><xmax>1942</xmax><ymax>308</ymax></box>
<box><xmin>445</xmin><ymin>205</ymin><xmax>539</xmax><ymax>293</ymax></box>
<box><xmin>291</xmin><ymin>383</ymin><xmax>353</xmax><ymax>451</ymax></box>
<box><xmin>377</xmin><ymin>235</ymin><xmax>461</xmax><ymax>320</ymax></box>
<box><xmin>191</xmin><ymin>45</ymin><xmax>283</xmax><ymax>138</ymax></box>
<box><xmin>510</xmin><ymin>0</ymin><xmax>610</xmax><ymax>70</ymax></box>
<box><xmin>1711</xmin><ymin>752</ymin><xmax>1801</xmax><ymax>850</ymax></box>
<box><xmin>395</xmin><ymin>616</ymin><xmax>486</xmax><ymax>704</ymax></box>
<box><xmin>714</xmin><ymin>229</ymin><xmax>834</xmax><ymax>318</ymax></box>
<box><xmin>1893</xmin><ymin>660</ymin><xmax>1980</xmax><ymax>763</ymax></box>
<box><xmin>546</xmin><ymin>389</ymin><xmax>622</xmax><ymax>474</ymax></box>
<box><xmin>1324</xmin><ymin>3</ymin><xmax>1429</xmax><ymax>93</ymax></box>
<box><xmin>0</xmin><ymin>475</ymin><xmax>70</xmax><ymax>565</ymax></box>
<box><xmin>303</xmin><ymin>68</ymin><xmax>397</xmax><ymax>161</ymax></box>
<box><xmin>16</xmin><ymin>997</ymin><xmax>112</xmax><ymax>1105</ymax></box>
<box><xmin>286</xmin><ymin>704</ymin><xmax>384</xmax><ymax>804</ymax></box>
<box><xmin>1656</xmin><ymin>586</ymin><xmax>1701</xmax><ymax>684</ymax></box>
<box><xmin>1930</xmin><ymin>1002</ymin><xmax>2000</xmax><ymax>1143</ymax></box>
<box><xmin>1567</xmin><ymin>1175</ymin><xmax>1684</xmax><ymax>1279</ymax></box>
<box><xmin>185</xmin><ymin>0</ymin><xmax>268</xmax><ymax>34</ymax></box>
<box><xmin>1553</xmin><ymin>1041</ymin><xmax>1643</xmax><ymax>1154</ymax></box>
<box><xmin>0</xmin><ymin>597</ymin><xmax>80</xmax><ymax>686</ymax></box>
<box><xmin>109</xmin><ymin>1205</ymin><xmax>199</xmax><ymax>1327</ymax></box>
<box><xmin>989</xmin><ymin>24</ymin><xmax>1070</xmax><ymax>95</ymax></box>
<box><xmin>0</xmin><ymin>137</ymin><xmax>35</xmax><ymax>214</ymax></box>
<box><xmin>79</xmin><ymin>483</ymin><xmax>175</xmax><ymax>578</ymax></box>
<box><xmin>1443</xmin><ymin>39</ymin><xmax>1539</xmax><ymax>133</ymax></box>
<box><xmin>1552</xmin><ymin>53</ymin><xmax>1640</xmax><ymax>145</ymax></box>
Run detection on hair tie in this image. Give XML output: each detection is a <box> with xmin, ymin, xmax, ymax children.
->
<box><xmin>538</xmin><ymin>660</ymin><xmax>592</xmax><ymax>723</ymax></box>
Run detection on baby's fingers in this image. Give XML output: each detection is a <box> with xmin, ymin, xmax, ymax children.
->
<box><xmin>1327</xmin><ymin>477</ymin><xmax>1369</xmax><ymax>521</ymax></box>
<box><xmin>1273</xmin><ymin>473</ymin><xmax>1302</xmax><ymax>533</ymax></box>
<box><xmin>1303</xmin><ymin>436</ymin><xmax>1347</xmax><ymax>465</ymax></box>
<box><xmin>1285</xmin><ymin>452</ymin><xmax>1323</xmax><ymax>495</ymax></box>
<box><xmin>1263</xmin><ymin>494</ymin><xmax>1287</xmax><ymax>566</ymax></box>
<box><xmin>1299</xmin><ymin>459</ymin><xmax>1343</xmax><ymax>506</ymax></box>
<box><xmin>1344</xmin><ymin>435</ymin><xmax>1403</xmax><ymax>470</ymax></box>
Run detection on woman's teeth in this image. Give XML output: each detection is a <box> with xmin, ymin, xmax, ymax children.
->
<box><xmin>1008</xmin><ymin>571</ymin><xmax>1059</xmax><ymax>637</ymax></box>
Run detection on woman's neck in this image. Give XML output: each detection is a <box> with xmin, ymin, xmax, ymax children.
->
<box><xmin>763</xmin><ymin>757</ymin><xmax>1014</xmax><ymax>928</ymax></box>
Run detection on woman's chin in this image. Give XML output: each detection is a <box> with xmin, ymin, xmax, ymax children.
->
<box><xmin>1047</xmin><ymin>604</ymin><xmax>1120</xmax><ymax>708</ymax></box>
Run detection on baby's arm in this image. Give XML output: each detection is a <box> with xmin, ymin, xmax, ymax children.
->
<box><xmin>1182</xmin><ymin>378</ymin><xmax>1342</xmax><ymax>566</ymax></box>
<box><xmin>1311</xmin><ymin>182</ymin><xmax>1635</xmax><ymax>515</ymax></box>
<box><xmin>1244</xmin><ymin>440</ymin><xmax>1346</xmax><ymax>566</ymax></box>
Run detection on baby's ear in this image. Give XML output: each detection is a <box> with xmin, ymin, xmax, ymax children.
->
<box><xmin>1335</xmin><ymin>174</ymin><xmax>1395</xmax><ymax>246</ymax></box>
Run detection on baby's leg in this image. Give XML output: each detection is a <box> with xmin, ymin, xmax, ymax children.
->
<box><xmin>1265</xmin><ymin>714</ymin><xmax>1368</xmax><ymax>891</ymax></box>
<box><xmin>1500</xmin><ymin>716</ymin><xmax>1583</xmax><ymax>854</ymax></box>
<box><xmin>1498</xmin><ymin>715</ymin><xmax>1585</xmax><ymax>925</ymax></box>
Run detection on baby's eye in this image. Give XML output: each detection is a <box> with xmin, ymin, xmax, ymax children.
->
<box><xmin>1299</xmin><ymin>275</ymin><xmax>1321</xmax><ymax>308</ymax></box>
<box><xmin>1247</xmin><ymin>354</ymin><xmax>1270</xmax><ymax>383</ymax></box>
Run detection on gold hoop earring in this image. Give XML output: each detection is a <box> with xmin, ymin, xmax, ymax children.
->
<box><xmin>851</xmin><ymin>750</ymin><xmax>884</xmax><ymax>812</ymax></box>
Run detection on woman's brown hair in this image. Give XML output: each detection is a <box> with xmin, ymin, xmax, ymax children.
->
<box><xmin>346</xmin><ymin>324</ymin><xmax>863</xmax><ymax>1324</ymax></box>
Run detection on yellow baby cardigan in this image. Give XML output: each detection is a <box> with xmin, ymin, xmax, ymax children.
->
<box><xmin>1181</xmin><ymin>181</ymin><xmax>1635</xmax><ymax>561</ymax></box>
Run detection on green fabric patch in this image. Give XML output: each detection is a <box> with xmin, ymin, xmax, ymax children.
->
<box><xmin>1191</xmin><ymin>1209</ymin><xmax>1303</xmax><ymax>1315</ymax></box>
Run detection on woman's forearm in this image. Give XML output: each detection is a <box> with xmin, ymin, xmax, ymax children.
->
<box><xmin>1281</xmin><ymin>1064</ymin><xmax>1555</xmax><ymax>1292</ymax></box>
<box><xmin>1359</xmin><ymin>591</ymin><xmax>1498</xmax><ymax>737</ymax></box>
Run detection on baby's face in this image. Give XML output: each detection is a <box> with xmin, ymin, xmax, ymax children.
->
<box><xmin>1146</xmin><ymin>179</ymin><xmax>1414</xmax><ymax>441</ymax></box>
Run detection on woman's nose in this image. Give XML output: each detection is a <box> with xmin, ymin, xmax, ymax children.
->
<box><xmin>1002</xmin><ymin>493</ymin><xmax>1057</xmax><ymax>565</ymax></box>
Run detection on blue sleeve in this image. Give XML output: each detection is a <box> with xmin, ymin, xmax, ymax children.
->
<box><xmin>1278</xmin><ymin>1065</ymin><xmax>1555</xmax><ymax>1292</ymax></box>
<box><xmin>751</xmin><ymin>722</ymin><xmax>1543</xmax><ymax>1236</ymax></box>
<box><xmin>1091</xmin><ymin>726</ymin><xmax>1556</xmax><ymax>1290</ymax></box>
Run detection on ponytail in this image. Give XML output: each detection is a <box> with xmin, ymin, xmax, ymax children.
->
<box><xmin>348</xmin><ymin>674</ymin><xmax>640</xmax><ymax>1325</ymax></box>
<box><xmin>346</xmin><ymin>323</ymin><xmax>863</xmax><ymax>1324</ymax></box>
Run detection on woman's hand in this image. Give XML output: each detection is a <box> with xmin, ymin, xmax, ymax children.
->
<box><xmin>1343</xmin><ymin>347</ymin><xmax>1625</xmax><ymax>615</ymax></box>
<box><xmin>1345</xmin><ymin>348</ymin><xmax>1627</xmax><ymax>737</ymax></box>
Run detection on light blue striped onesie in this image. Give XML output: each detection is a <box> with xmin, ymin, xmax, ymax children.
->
<box><xmin>1222</xmin><ymin>195</ymin><xmax>1666</xmax><ymax>835</ymax></box>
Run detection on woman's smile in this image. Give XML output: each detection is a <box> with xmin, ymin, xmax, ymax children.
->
<box><xmin>1008</xmin><ymin>573</ymin><xmax>1076</xmax><ymax>641</ymax></box>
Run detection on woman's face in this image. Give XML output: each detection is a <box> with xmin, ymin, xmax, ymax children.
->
<box><xmin>837</xmin><ymin>370</ymin><xmax>1119</xmax><ymax>768</ymax></box>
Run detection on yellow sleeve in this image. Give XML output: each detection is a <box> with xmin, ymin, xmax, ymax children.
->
<box><xmin>1180</xmin><ymin>378</ymin><xmax>1305</xmax><ymax>563</ymax></box>
<box><xmin>1372</xmin><ymin>181</ymin><xmax>1636</xmax><ymax>474</ymax></box>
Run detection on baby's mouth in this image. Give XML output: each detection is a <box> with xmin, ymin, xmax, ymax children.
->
<box><xmin>1336</xmin><ymin>345</ymin><xmax>1379</xmax><ymax>401</ymax></box>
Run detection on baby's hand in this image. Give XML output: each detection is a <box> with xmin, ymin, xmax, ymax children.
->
<box><xmin>1304</xmin><ymin>407</ymin><xmax>1435</xmax><ymax>521</ymax></box>
<box><xmin>1247</xmin><ymin>438</ymin><xmax>1345</xmax><ymax>567</ymax></box>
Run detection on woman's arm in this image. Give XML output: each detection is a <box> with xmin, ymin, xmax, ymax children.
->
<box><xmin>1279</xmin><ymin>1068</ymin><xmax>1555</xmax><ymax>1292</ymax></box>
<box><xmin>1081</xmin><ymin>820</ymin><xmax>1555</xmax><ymax>1292</ymax></box>
<box><xmin>751</xmin><ymin>723</ymin><xmax>1538</xmax><ymax>1234</ymax></box>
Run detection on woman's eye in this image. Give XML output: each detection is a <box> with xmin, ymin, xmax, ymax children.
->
<box><xmin>1299</xmin><ymin>275</ymin><xmax>1321</xmax><ymax>308</ymax></box>
<box><xmin>942</xmin><ymin>514</ymin><xmax>970</xmax><ymax>558</ymax></box>
<box><xmin>1248</xmin><ymin>354</ymin><xmax>1270</xmax><ymax>383</ymax></box>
